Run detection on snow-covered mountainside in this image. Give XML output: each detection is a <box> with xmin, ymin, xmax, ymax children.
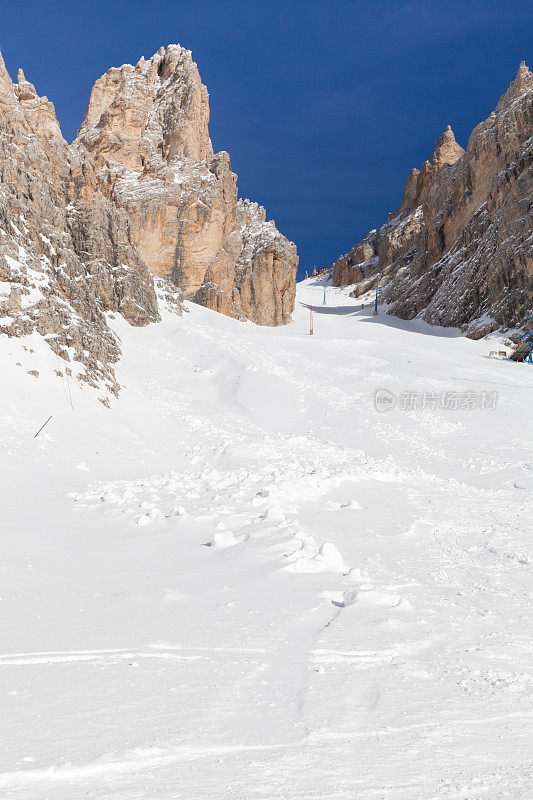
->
<box><xmin>1</xmin><ymin>278</ymin><xmax>532</xmax><ymax>799</ymax></box>
<box><xmin>332</xmin><ymin>63</ymin><xmax>533</xmax><ymax>339</ymax></box>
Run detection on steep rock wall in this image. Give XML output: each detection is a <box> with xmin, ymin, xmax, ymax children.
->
<box><xmin>331</xmin><ymin>63</ymin><xmax>533</xmax><ymax>338</ymax></box>
<box><xmin>0</xmin><ymin>52</ymin><xmax>166</xmax><ymax>397</ymax></box>
<box><xmin>75</xmin><ymin>45</ymin><xmax>298</xmax><ymax>326</ymax></box>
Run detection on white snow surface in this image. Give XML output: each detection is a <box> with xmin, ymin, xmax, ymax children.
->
<box><xmin>1</xmin><ymin>278</ymin><xmax>532</xmax><ymax>799</ymax></box>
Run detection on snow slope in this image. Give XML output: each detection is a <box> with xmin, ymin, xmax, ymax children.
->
<box><xmin>0</xmin><ymin>278</ymin><xmax>532</xmax><ymax>799</ymax></box>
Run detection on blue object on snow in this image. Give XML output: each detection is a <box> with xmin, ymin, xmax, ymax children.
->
<box><xmin>520</xmin><ymin>320</ymin><xmax>533</xmax><ymax>363</ymax></box>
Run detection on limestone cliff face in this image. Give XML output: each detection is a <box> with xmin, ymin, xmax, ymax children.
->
<box><xmin>332</xmin><ymin>63</ymin><xmax>533</xmax><ymax>338</ymax></box>
<box><xmin>0</xmin><ymin>44</ymin><xmax>297</xmax><ymax>395</ymax></box>
<box><xmin>0</xmin><ymin>51</ymin><xmax>168</xmax><ymax>397</ymax></box>
<box><xmin>77</xmin><ymin>46</ymin><xmax>211</xmax><ymax>169</ymax></box>
<box><xmin>75</xmin><ymin>45</ymin><xmax>298</xmax><ymax>325</ymax></box>
<box><xmin>194</xmin><ymin>200</ymin><xmax>297</xmax><ymax>324</ymax></box>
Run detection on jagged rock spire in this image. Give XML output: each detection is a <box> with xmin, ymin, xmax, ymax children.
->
<box><xmin>514</xmin><ymin>60</ymin><xmax>531</xmax><ymax>86</ymax></box>
<box><xmin>15</xmin><ymin>67</ymin><xmax>38</xmax><ymax>101</ymax></box>
<box><xmin>0</xmin><ymin>48</ymin><xmax>16</xmax><ymax>106</ymax></box>
<box><xmin>508</xmin><ymin>60</ymin><xmax>532</xmax><ymax>94</ymax></box>
<box><xmin>397</xmin><ymin>124</ymin><xmax>464</xmax><ymax>215</ymax></box>
<box><xmin>497</xmin><ymin>60</ymin><xmax>533</xmax><ymax>109</ymax></box>
<box><xmin>431</xmin><ymin>124</ymin><xmax>465</xmax><ymax>168</ymax></box>
<box><xmin>77</xmin><ymin>44</ymin><xmax>212</xmax><ymax>169</ymax></box>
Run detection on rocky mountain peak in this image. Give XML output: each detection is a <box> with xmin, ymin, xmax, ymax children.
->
<box><xmin>431</xmin><ymin>124</ymin><xmax>465</xmax><ymax>169</ymax></box>
<box><xmin>0</xmin><ymin>44</ymin><xmax>297</xmax><ymax>401</ymax></box>
<box><xmin>397</xmin><ymin>125</ymin><xmax>466</xmax><ymax>216</ymax></box>
<box><xmin>332</xmin><ymin>63</ymin><xmax>532</xmax><ymax>338</ymax></box>
<box><xmin>0</xmin><ymin>50</ymin><xmax>166</xmax><ymax>400</ymax></box>
<box><xmin>0</xmin><ymin>48</ymin><xmax>17</xmax><ymax>106</ymax></box>
<box><xmin>12</xmin><ymin>66</ymin><xmax>64</xmax><ymax>145</ymax></box>
<box><xmin>496</xmin><ymin>60</ymin><xmax>532</xmax><ymax>111</ymax></box>
<box><xmin>16</xmin><ymin>69</ymin><xmax>38</xmax><ymax>100</ymax></box>
<box><xmin>512</xmin><ymin>60</ymin><xmax>532</xmax><ymax>90</ymax></box>
<box><xmin>77</xmin><ymin>43</ymin><xmax>211</xmax><ymax>171</ymax></box>
<box><xmin>75</xmin><ymin>45</ymin><xmax>297</xmax><ymax>325</ymax></box>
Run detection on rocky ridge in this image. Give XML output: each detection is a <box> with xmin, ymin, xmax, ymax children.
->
<box><xmin>331</xmin><ymin>63</ymin><xmax>532</xmax><ymax>338</ymax></box>
<box><xmin>0</xmin><ymin>51</ymin><xmax>169</xmax><ymax>398</ymax></box>
<box><xmin>0</xmin><ymin>45</ymin><xmax>297</xmax><ymax>396</ymax></box>
<box><xmin>74</xmin><ymin>45</ymin><xmax>298</xmax><ymax>325</ymax></box>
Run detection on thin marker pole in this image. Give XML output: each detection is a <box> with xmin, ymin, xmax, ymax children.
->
<box><xmin>323</xmin><ymin>287</ymin><xmax>326</xmax><ymax>305</ymax></box>
<box><xmin>33</xmin><ymin>415</ymin><xmax>52</xmax><ymax>439</ymax></box>
<box><xmin>309</xmin><ymin>305</ymin><xmax>314</xmax><ymax>335</ymax></box>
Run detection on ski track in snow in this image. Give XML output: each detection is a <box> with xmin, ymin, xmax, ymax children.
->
<box><xmin>0</xmin><ymin>279</ymin><xmax>532</xmax><ymax>799</ymax></box>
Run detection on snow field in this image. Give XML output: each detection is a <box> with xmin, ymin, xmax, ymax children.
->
<box><xmin>0</xmin><ymin>277</ymin><xmax>531</xmax><ymax>798</ymax></box>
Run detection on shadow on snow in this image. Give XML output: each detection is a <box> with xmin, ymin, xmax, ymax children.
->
<box><xmin>299</xmin><ymin>302</ymin><xmax>464</xmax><ymax>339</ymax></box>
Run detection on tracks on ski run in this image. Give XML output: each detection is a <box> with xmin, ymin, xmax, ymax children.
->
<box><xmin>1</xmin><ymin>281</ymin><xmax>531</xmax><ymax>799</ymax></box>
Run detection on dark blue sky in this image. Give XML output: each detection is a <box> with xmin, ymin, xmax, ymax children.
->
<box><xmin>1</xmin><ymin>1</ymin><xmax>530</xmax><ymax>276</ymax></box>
